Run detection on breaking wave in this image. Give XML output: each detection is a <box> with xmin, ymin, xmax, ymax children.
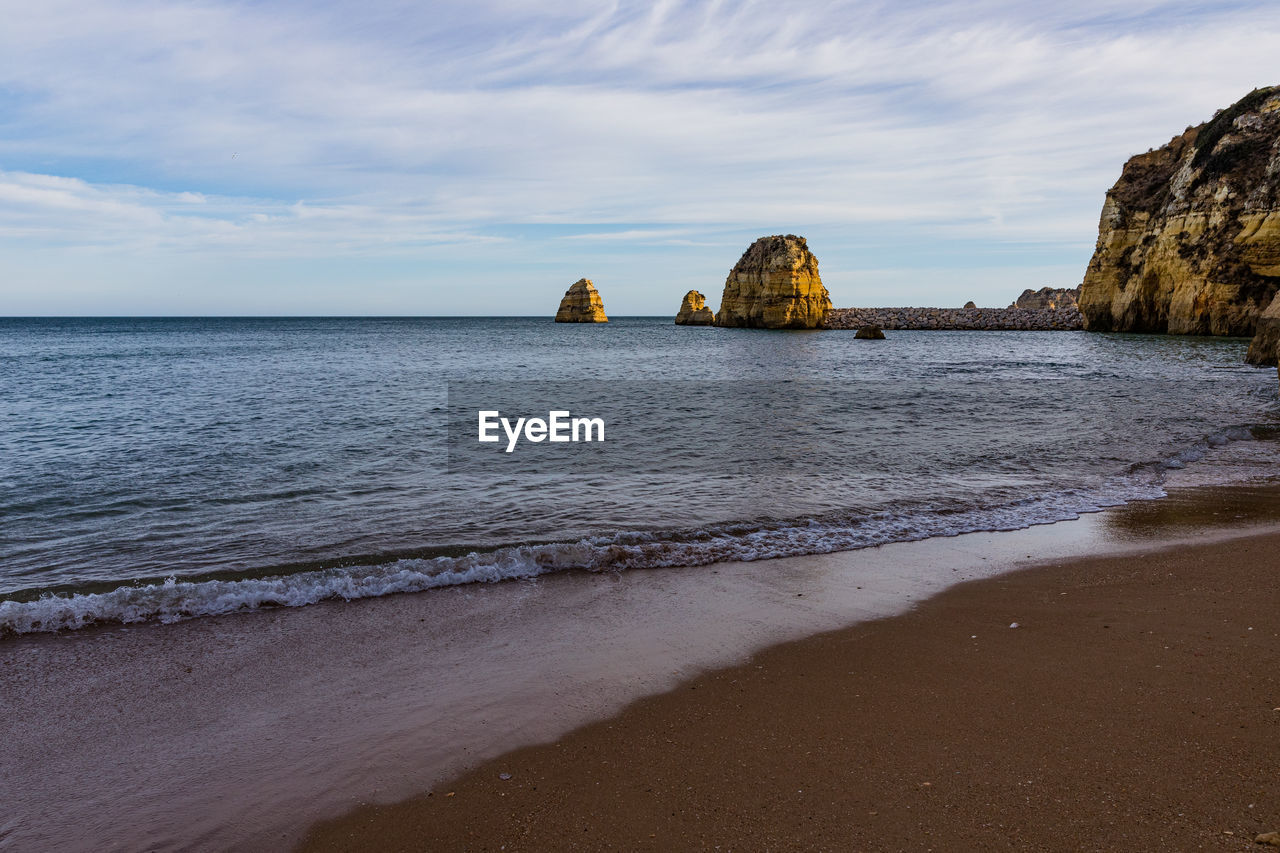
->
<box><xmin>0</xmin><ymin>424</ymin><xmax>1262</xmax><ymax>637</ymax></box>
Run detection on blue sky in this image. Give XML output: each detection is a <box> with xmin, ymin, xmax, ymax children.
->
<box><xmin>1</xmin><ymin>0</ymin><xmax>1277</xmax><ymax>315</ymax></box>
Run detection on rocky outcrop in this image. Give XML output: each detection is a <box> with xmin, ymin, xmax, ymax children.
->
<box><xmin>1012</xmin><ymin>287</ymin><xmax>1079</xmax><ymax>311</ymax></box>
<box><xmin>1246</xmin><ymin>293</ymin><xmax>1280</xmax><ymax>364</ymax></box>
<box><xmin>854</xmin><ymin>325</ymin><xmax>886</xmax><ymax>339</ymax></box>
<box><xmin>1079</xmin><ymin>86</ymin><xmax>1280</xmax><ymax>337</ymax></box>
<box><xmin>963</xmin><ymin>301</ymin><xmax>977</xmax><ymax>309</ymax></box>
<box><xmin>674</xmin><ymin>290</ymin><xmax>715</xmax><ymax>325</ymax></box>
<box><xmin>554</xmin><ymin>278</ymin><xmax>608</xmax><ymax>323</ymax></box>
<box><xmin>715</xmin><ymin>235</ymin><xmax>831</xmax><ymax>329</ymax></box>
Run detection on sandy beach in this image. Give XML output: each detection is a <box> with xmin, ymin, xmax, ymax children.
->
<box><xmin>6</xmin><ymin>486</ymin><xmax>1280</xmax><ymax>851</ymax></box>
<box><xmin>303</xmin><ymin>523</ymin><xmax>1280</xmax><ymax>851</ymax></box>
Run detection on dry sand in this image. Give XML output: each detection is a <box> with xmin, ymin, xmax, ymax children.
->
<box><xmin>302</xmin><ymin>530</ymin><xmax>1280</xmax><ymax>852</ymax></box>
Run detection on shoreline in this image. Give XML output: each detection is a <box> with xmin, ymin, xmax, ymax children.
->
<box><xmin>6</xmin><ymin>486</ymin><xmax>1280</xmax><ymax>850</ymax></box>
<box><xmin>301</xmin><ymin>517</ymin><xmax>1280</xmax><ymax>852</ymax></box>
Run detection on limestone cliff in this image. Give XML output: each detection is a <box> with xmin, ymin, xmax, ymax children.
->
<box><xmin>1078</xmin><ymin>86</ymin><xmax>1280</xmax><ymax>339</ymax></box>
<box><xmin>1012</xmin><ymin>287</ymin><xmax>1078</xmax><ymax>311</ymax></box>
<box><xmin>1246</xmin><ymin>294</ymin><xmax>1280</xmax><ymax>364</ymax></box>
<box><xmin>554</xmin><ymin>278</ymin><xmax>608</xmax><ymax>323</ymax></box>
<box><xmin>714</xmin><ymin>235</ymin><xmax>831</xmax><ymax>329</ymax></box>
<box><xmin>674</xmin><ymin>290</ymin><xmax>715</xmax><ymax>325</ymax></box>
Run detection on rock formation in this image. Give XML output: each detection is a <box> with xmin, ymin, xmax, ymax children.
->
<box><xmin>963</xmin><ymin>301</ymin><xmax>977</xmax><ymax>309</ymax></box>
<box><xmin>554</xmin><ymin>278</ymin><xmax>608</xmax><ymax>323</ymax></box>
<box><xmin>1012</xmin><ymin>287</ymin><xmax>1079</xmax><ymax>311</ymax></box>
<box><xmin>854</xmin><ymin>324</ymin><xmax>886</xmax><ymax>339</ymax></box>
<box><xmin>674</xmin><ymin>290</ymin><xmax>715</xmax><ymax>325</ymax></box>
<box><xmin>1078</xmin><ymin>86</ymin><xmax>1280</xmax><ymax>338</ymax></box>
<box><xmin>714</xmin><ymin>235</ymin><xmax>831</xmax><ymax>329</ymax></box>
<box><xmin>1246</xmin><ymin>293</ymin><xmax>1280</xmax><ymax>365</ymax></box>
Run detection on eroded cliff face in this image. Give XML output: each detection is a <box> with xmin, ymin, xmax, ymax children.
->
<box><xmin>554</xmin><ymin>278</ymin><xmax>608</xmax><ymax>323</ymax></box>
<box><xmin>715</xmin><ymin>235</ymin><xmax>831</xmax><ymax>329</ymax></box>
<box><xmin>1079</xmin><ymin>87</ymin><xmax>1280</xmax><ymax>340</ymax></box>
<box><xmin>1012</xmin><ymin>287</ymin><xmax>1079</xmax><ymax>311</ymax></box>
<box><xmin>1246</xmin><ymin>294</ymin><xmax>1280</xmax><ymax>365</ymax></box>
<box><xmin>675</xmin><ymin>290</ymin><xmax>715</xmax><ymax>325</ymax></box>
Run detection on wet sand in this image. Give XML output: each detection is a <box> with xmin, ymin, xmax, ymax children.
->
<box><xmin>6</xmin><ymin>487</ymin><xmax>1280</xmax><ymax>851</ymax></box>
<box><xmin>303</xmin><ymin>523</ymin><xmax>1280</xmax><ymax>851</ymax></box>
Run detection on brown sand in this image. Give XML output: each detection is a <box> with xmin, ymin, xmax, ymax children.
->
<box><xmin>301</xmin><ymin>531</ymin><xmax>1280</xmax><ymax>852</ymax></box>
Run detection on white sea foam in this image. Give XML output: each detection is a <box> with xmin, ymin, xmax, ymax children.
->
<box><xmin>0</xmin><ymin>424</ymin><xmax>1266</xmax><ymax>637</ymax></box>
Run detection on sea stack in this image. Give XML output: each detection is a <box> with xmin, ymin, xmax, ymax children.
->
<box><xmin>674</xmin><ymin>290</ymin><xmax>715</xmax><ymax>325</ymax></box>
<box><xmin>554</xmin><ymin>278</ymin><xmax>608</xmax><ymax>323</ymax></box>
<box><xmin>1078</xmin><ymin>86</ymin><xmax>1280</xmax><ymax>338</ymax></box>
<box><xmin>715</xmin><ymin>235</ymin><xmax>831</xmax><ymax>329</ymax></box>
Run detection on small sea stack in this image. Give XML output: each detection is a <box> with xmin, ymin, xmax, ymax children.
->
<box><xmin>674</xmin><ymin>290</ymin><xmax>715</xmax><ymax>325</ymax></box>
<box><xmin>714</xmin><ymin>235</ymin><xmax>831</xmax><ymax>329</ymax></box>
<box><xmin>855</xmin><ymin>324</ymin><xmax>886</xmax><ymax>339</ymax></box>
<box><xmin>554</xmin><ymin>278</ymin><xmax>608</xmax><ymax>323</ymax></box>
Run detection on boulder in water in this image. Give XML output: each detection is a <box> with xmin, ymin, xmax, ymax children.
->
<box><xmin>1246</xmin><ymin>292</ymin><xmax>1280</xmax><ymax>365</ymax></box>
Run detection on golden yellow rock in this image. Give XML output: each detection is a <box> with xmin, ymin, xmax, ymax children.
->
<box><xmin>554</xmin><ymin>278</ymin><xmax>608</xmax><ymax>323</ymax></box>
<box><xmin>1078</xmin><ymin>87</ymin><xmax>1280</xmax><ymax>343</ymax></box>
<box><xmin>1014</xmin><ymin>287</ymin><xmax>1078</xmax><ymax>311</ymax></box>
<box><xmin>674</xmin><ymin>290</ymin><xmax>715</xmax><ymax>325</ymax></box>
<box><xmin>714</xmin><ymin>235</ymin><xmax>831</xmax><ymax>329</ymax></box>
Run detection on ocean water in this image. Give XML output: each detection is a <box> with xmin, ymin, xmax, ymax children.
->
<box><xmin>1</xmin><ymin>316</ymin><xmax>1277</xmax><ymax>635</ymax></box>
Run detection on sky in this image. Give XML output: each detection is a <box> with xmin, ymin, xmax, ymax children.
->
<box><xmin>1</xmin><ymin>0</ymin><xmax>1278</xmax><ymax>316</ymax></box>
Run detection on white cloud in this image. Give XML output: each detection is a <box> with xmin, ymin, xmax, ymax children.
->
<box><xmin>0</xmin><ymin>170</ymin><xmax>503</xmax><ymax>255</ymax></box>
<box><xmin>0</xmin><ymin>0</ymin><xmax>1277</xmax><ymax>310</ymax></box>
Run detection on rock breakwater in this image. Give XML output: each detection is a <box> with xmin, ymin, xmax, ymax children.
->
<box><xmin>826</xmin><ymin>307</ymin><xmax>1083</xmax><ymax>331</ymax></box>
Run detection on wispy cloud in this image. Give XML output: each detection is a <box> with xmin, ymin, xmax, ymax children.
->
<box><xmin>0</xmin><ymin>1</ymin><xmax>1277</xmax><ymax>312</ymax></box>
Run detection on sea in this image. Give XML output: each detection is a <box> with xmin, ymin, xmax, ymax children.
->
<box><xmin>2</xmin><ymin>316</ymin><xmax>1278</xmax><ymax>637</ymax></box>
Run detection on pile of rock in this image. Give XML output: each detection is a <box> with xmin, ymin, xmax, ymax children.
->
<box><xmin>825</xmin><ymin>306</ymin><xmax>1083</xmax><ymax>331</ymax></box>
